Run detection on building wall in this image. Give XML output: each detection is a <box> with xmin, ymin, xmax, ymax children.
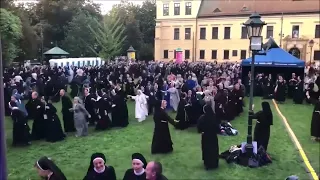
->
<box><xmin>156</xmin><ymin>0</ymin><xmax>201</xmax><ymax>20</ymax></box>
<box><xmin>155</xmin><ymin>10</ymin><xmax>320</xmax><ymax>62</ymax></box>
<box><xmin>155</xmin><ymin>0</ymin><xmax>201</xmax><ymax>61</ymax></box>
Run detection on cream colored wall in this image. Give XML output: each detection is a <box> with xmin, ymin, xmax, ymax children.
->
<box><xmin>155</xmin><ymin>19</ymin><xmax>197</xmax><ymax>61</ymax></box>
<box><xmin>156</xmin><ymin>0</ymin><xmax>201</xmax><ymax>20</ymax></box>
<box><xmin>155</xmin><ymin>9</ymin><xmax>320</xmax><ymax>62</ymax></box>
<box><xmin>196</xmin><ymin>14</ymin><xmax>320</xmax><ymax>62</ymax></box>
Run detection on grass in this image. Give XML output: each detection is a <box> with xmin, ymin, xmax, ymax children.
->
<box><xmin>277</xmin><ymin>100</ymin><xmax>320</xmax><ymax>175</ymax></box>
<box><xmin>4</xmin><ymin>98</ymin><xmax>313</xmax><ymax>180</ymax></box>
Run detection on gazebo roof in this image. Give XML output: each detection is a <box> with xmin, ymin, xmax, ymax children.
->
<box><xmin>43</xmin><ymin>46</ymin><xmax>69</xmax><ymax>55</ymax></box>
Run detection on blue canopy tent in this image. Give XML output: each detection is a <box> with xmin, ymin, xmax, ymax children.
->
<box><xmin>241</xmin><ymin>38</ymin><xmax>305</xmax><ymax>67</ymax></box>
<box><xmin>241</xmin><ymin>37</ymin><xmax>305</xmax><ymax>80</ymax></box>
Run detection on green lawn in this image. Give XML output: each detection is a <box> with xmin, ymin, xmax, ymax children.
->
<box><xmin>277</xmin><ymin>100</ymin><xmax>320</xmax><ymax>175</ymax></box>
<box><xmin>4</xmin><ymin>98</ymin><xmax>311</xmax><ymax>179</ymax></box>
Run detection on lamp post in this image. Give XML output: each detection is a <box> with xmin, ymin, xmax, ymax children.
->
<box><xmin>308</xmin><ymin>39</ymin><xmax>314</xmax><ymax>65</ymax></box>
<box><xmin>243</xmin><ymin>12</ymin><xmax>266</xmax><ymax>157</ymax></box>
<box><xmin>0</xmin><ymin>37</ymin><xmax>8</xmax><ymax>180</ymax></box>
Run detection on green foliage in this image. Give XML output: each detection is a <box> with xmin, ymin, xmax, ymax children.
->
<box><xmin>62</xmin><ymin>11</ymin><xmax>99</xmax><ymax>57</ymax></box>
<box><xmin>0</xmin><ymin>0</ymin><xmax>156</xmax><ymax>61</ymax></box>
<box><xmin>0</xmin><ymin>8</ymin><xmax>23</xmax><ymax>63</ymax></box>
<box><xmin>88</xmin><ymin>16</ymin><xmax>127</xmax><ymax>61</ymax></box>
<box><xmin>106</xmin><ymin>0</ymin><xmax>156</xmax><ymax>60</ymax></box>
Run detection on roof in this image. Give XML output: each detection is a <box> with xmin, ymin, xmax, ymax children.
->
<box><xmin>198</xmin><ymin>0</ymin><xmax>320</xmax><ymax>18</ymax></box>
<box><xmin>43</xmin><ymin>46</ymin><xmax>69</xmax><ymax>55</ymax></box>
<box><xmin>241</xmin><ymin>38</ymin><xmax>305</xmax><ymax>68</ymax></box>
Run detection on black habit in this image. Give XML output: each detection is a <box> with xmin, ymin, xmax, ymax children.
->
<box><xmin>197</xmin><ymin>105</ymin><xmax>220</xmax><ymax>170</ymax></box>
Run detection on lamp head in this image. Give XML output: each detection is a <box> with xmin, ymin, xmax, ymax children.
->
<box><xmin>243</xmin><ymin>12</ymin><xmax>266</xmax><ymax>38</ymax></box>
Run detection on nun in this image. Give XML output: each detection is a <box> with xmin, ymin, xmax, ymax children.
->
<box><xmin>151</xmin><ymin>100</ymin><xmax>176</xmax><ymax>154</ymax></box>
<box><xmin>35</xmin><ymin>156</ymin><xmax>67</xmax><ymax>180</ymax></box>
<box><xmin>9</xmin><ymin>101</ymin><xmax>31</xmax><ymax>146</ymax></box>
<box><xmin>311</xmin><ymin>99</ymin><xmax>320</xmax><ymax>142</ymax></box>
<box><xmin>83</xmin><ymin>153</ymin><xmax>117</xmax><ymax>180</ymax></box>
<box><xmin>40</xmin><ymin>96</ymin><xmax>66</xmax><ymax>143</ymax></box>
<box><xmin>70</xmin><ymin>97</ymin><xmax>90</xmax><ymax>137</ymax></box>
<box><xmin>129</xmin><ymin>90</ymin><xmax>148</xmax><ymax>122</ymax></box>
<box><xmin>197</xmin><ymin>105</ymin><xmax>220</xmax><ymax>170</ymax></box>
<box><xmin>123</xmin><ymin>153</ymin><xmax>147</xmax><ymax>180</ymax></box>
<box><xmin>252</xmin><ymin>102</ymin><xmax>273</xmax><ymax>151</ymax></box>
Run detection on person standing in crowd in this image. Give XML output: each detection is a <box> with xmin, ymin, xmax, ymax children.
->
<box><xmin>29</xmin><ymin>92</ymin><xmax>47</xmax><ymax>140</ymax></box>
<box><xmin>40</xmin><ymin>96</ymin><xmax>66</xmax><ymax>142</ymax></box>
<box><xmin>166</xmin><ymin>83</ymin><xmax>180</xmax><ymax>112</ymax></box>
<box><xmin>197</xmin><ymin>105</ymin><xmax>220</xmax><ymax>170</ymax></box>
<box><xmin>252</xmin><ymin>102</ymin><xmax>273</xmax><ymax>151</ymax></box>
<box><xmin>111</xmin><ymin>89</ymin><xmax>129</xmax><ymax>127</ymax></box>
<box><xmin>9</xmin><ymin>100</ymin><xmax>31</xmax><ymax>146</ymax></box>
<box><xmin>92</xmin><ymin>90</ymin><xmax>112</xmax><ymax>130</ymax></box>
<box><xmin>71</xmin><ymin>96</ymin><xmax>90</xmax><ymax>137</ymax></box>
<box><xmin>174</xmin><ymin>93</ymin><xmax>189</xmax><ymax>130</ymax></box>
<box><xmin>84</xmin><ymin>153</ymin><xmax>117</xmax><ymax>180</ymax></box>
<box><xmin>129</xmin><ymin>90</ymin><xmax>149</xmax><ymax>122</ymax></box>
<box><xmin>123</xmin><ymin>153</ymin><xmax>147</xmax><ymax>180</ymax></box>
<box><xmin>293</xmin><ymin>76</ymin><xmax>304</xmax><ymax>104</ymax></box>
<box><xmin>145</xmin><ymin>161</ymin><xmax>167</xmax><ymax>180</ymax></box>
<box><xmin>84</xmin><ymin>88</ymin><xmax>97</xmax><ymax>126</ymax></box>
<box><xmin>35</xmin><ymin>156</ymin><xmax>67</xmax><ymax>180</ymax></box>
<box><xmin>310</xmin><ymin>98</ymin><xmax>320</xmax><ymax>142</ymax></box>
<box><xmin>60</xmin><ymin>89</ymin><xmax>76</xmax><ymax>132</ymax></box>
<box><xmin>274</xmin><ymin>76</ymin><xmax>286</xmax><ymax>103</ymax></box>
<box><xmin>151</xmin><ymin>100</ymin><xmax>175</xmax><ymax>154</ymax></box>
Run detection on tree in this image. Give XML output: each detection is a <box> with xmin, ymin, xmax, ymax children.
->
<box><xmin>0</xmin><ymin>8</ymin><xmax>23</xmax><ymax>64</ymax></box>
<box><xmin>26</xmin><ymin>0</ymin><xmax>101</xmax><ymax>50</ymax></box>
<box><xmin>137</xmin><ymin>0</ymin><xmax>156</xmax><ymax>45</ymax></box>
<box><xmin>62</xmin><ymin>11</ymin><xmax>99</xmax><ymax>57</ymax></box>
<box><xmin>11</xmin><ymin>5</ymin><xmax>39</xmax><ymax>62</ymax></box>
<box><xmin>136</xmin><ymin>0</ymin><xmax>156</xmax><ymax>60</ymax></box>
<box><xmin>88</xmin><ymin>16</ymin><xmax>126</xmax><ymax>60</ymax></box>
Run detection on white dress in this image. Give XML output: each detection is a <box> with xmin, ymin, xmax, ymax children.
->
<box><xmin>132</xmin><ymin>93</ymin><xmax>149</xmax><ymax>122</ymax></box>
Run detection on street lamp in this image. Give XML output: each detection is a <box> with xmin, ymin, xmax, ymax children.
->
<box><xmin>243</xmin><ymin>12</ymin><xmax>266</xmax><ymax>157</ymax></box>
<box><xmin>308</xmin><ymin>39</ymin><xmax>314</xmax><ymax>65</ymax></box>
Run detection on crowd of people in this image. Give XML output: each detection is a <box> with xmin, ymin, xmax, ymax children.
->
<box><xmin>3</xmin><ymin>61</ymin><xmax>320</xmax><ymax>179</ymax></box>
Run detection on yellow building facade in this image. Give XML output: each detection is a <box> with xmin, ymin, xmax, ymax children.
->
<box><xmin>155</xmin><ymin>0</ymin><xmax>320</xmax><ymax>63</ymax></box>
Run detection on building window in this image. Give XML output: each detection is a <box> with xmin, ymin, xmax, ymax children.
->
<box><xmin>292</xmin><ymin>25</ymin><xmax>299</xmax><ymax>38</ymax></box>
<box><xmin>185</xmin><ymin>28</ymin><xmax>191</xmax><ymax>39</ymax></box>
<box><xmin>224</xmin><ymin>27</ymin><xmax>231</xmax><ymax>39</ymax></box>
<box><xmin>212</xmin><ymin>27</ymin><xmax>218</xmax><ymax>39</ymax></box>
<box><xmin>163</xmin><ymin>50</ymin><xmax>168</xmax><ymax>59</ymax></box>
<box><xmin>185</xmin><ymin>2</ymin><xmax>192</xmax><ymax>15</ymax></box>
<box><xmin>314</xmin><ymin>50</ymin><xmax>320</xmax><ymax>61</ymax></box>
<box><xmin>174</xmin><ymin>28</ymin><xmax>180</xmax><ymax>40</ymax></box>
<box><xmin>315</xmin><ymin>25</ymin><xmax>320</xmax><ymax>38</ymax></box>
<box><xmin>241</xmin><ymin>27</ymin><xmax>247</xmax><ymax>39</ymax></box>
<box><xmin>200</xmin><ymin>28</ymin><xmax>206</xmax><ymax>39</ymax></box>
<box><xmin>174</xmin><ymin>50</ymin><xmax>176</xmax><ymax>59</ymax></box>
<box><xmin>240</xmin><ymin>50</ymin><xmax>246</xmax><ymax>59</ymax></box>
<box><xmin>266</xmin><ymin>26</ymin><xmax>274</xmax><ymax>38</ymax></box>
<box><xmin>200</xmin><ymin>50</ymin><xmax>205</xmax><ymax>59</ymax></box>
<box><xmin>174</xmin><ymin>3</ymin><xmax>180</xmax><ymax>15</ymax></box>
<box><xmin>232</xmin><ymin>50</ymin><xmax>237</xmax><ymax>57</ymax></box>
<box><xmin>211</xmin><ymin>50</ymin><xmax>217</xmax><ymax>59</ymax></box>
<box><xmin>223</xmin><ymin>50</ymin><xmax>229</xmax><ymax>59</ymax></box>
<box><xmin>163</xmin><ymin>4</ymin><xmax>169</xmax><ymax>16</ymax></box>
<box><xmin>185</xmin><ymin>50</ymin><xmax>190</xmax><ymax>59</ymax></box>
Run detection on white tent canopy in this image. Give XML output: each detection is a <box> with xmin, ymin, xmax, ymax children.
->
<box><xmin>48</xmin><ymin>57</ymin><xmax>104</xmax><ymax>67</ymax></box>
